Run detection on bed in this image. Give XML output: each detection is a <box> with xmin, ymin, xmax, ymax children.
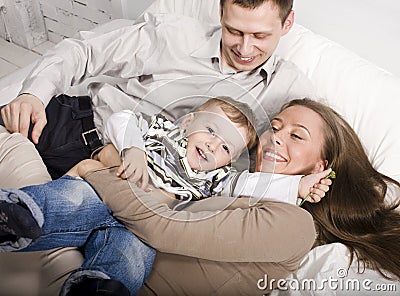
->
<box><xmin>0</xmin><ymin>0</ymin><xmax>399</xmax><ymax>295</ymax></box>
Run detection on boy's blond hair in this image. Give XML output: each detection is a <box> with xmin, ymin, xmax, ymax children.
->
<box><xmin>195</xmin><ymin>96</ymin><xmax>257</xmax><ymax>149</ymax></box>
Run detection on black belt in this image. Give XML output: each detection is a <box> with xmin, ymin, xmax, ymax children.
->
<box><xmin>74</xmin><ymin>96</ymin><xmax>103</xmax><ymax>152</ymax></box>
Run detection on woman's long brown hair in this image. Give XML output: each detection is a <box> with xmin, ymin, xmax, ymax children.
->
<box><xmin>282</xmin><ymin>99</ymin><xmax>400</xmax><ymax>280</ymax></box>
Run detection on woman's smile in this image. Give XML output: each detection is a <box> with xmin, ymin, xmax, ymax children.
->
<box><xmin>262</xmin><ymin>148</ymin><xmax>287</xmax><ymax>162</ymax></box>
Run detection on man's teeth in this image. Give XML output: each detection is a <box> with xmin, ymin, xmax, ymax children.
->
<box><xmin>264</xmin><ymin>151</ymin><xmax>285</xmax><ymax>161</ymax></box>
<box><xmin>240</xmin><ymin>56</ymin><xmax>252</xmax><ymax>61</ymax></box>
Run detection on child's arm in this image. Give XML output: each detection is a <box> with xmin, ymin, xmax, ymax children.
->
<box><xmin>217</xmin><ymin>169</ymin><xmax>332</xmax><ymax>205</ymax></box>
<box><xmin>103</xmin><ymin>111</ymin><xmax>150</xmax><ymax>190</ymax></box>
<box><xmin>298</xmin><ymin>169</ymin><xmax>333</xmax><ymax>204</ymax></box>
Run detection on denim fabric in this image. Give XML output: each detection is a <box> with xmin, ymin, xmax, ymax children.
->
<box><xmin>0</xmin><ymin>176</ymin><xmax>155</xmax><ymax>295</ymax></box>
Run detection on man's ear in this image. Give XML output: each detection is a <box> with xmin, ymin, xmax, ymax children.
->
<box><xmin>181</xmin><ymin>113</ymin><xmax>195</xmax><ymax>130</ymax></box>
<box><xmin>281</xmin><ymin>10</ymin><xmax>294</xmax><ymax>36</ymax></box>
<box><xmin>219</xmin><ymin>2</ymin><xmax>224</xmax><ymax>21</ymax></box>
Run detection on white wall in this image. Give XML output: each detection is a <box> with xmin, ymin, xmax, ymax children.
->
<box><xmin>123</xmin><ymin>0</ymin><xmax>155</xmax><ymax>19</ymax></box>
<box><xmin>0</xmin><ymin>0</ymin><xmax>46</xmax><ymax>49</ymax></box>
<box><xmin>294</xmin><ymin>0</ymin><xmax>400</xmax><ymax>77</ymax></box>
<box><xmin>39</xmin><ymin>0</ymin><xmax>122</xmax><ymax>43</ymax></box>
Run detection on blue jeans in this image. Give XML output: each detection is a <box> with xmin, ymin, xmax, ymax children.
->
<box><xmin>0</xmin><ymin>175</ymin><xmax>155</xmax><ymax>295</ymax></box>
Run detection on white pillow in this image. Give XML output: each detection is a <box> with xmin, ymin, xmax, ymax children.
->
<box><xmin>276</xmin><ymin>25</ymin><xmax>400</xmax><ymax>181</ymax></box>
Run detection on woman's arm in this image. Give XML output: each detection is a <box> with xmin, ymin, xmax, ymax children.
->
<box><xmin>84</xmin><ymin>167</ymin><xmax>315</xmax><ymax>264</ymax></box>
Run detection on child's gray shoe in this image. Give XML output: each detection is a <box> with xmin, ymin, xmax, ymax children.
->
<box><xmin>0</xmin><ymin>201</ymin><xmax>42</xmax><ymax>242</ymax></box>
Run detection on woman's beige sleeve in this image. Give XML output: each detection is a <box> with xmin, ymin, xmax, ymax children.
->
<box><xmin>84</xmin><ymin>167</ymin><xmax>315</xmax><ymax>264</ymax></box>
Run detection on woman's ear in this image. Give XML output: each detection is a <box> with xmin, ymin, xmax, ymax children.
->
<box><xmin>311</xmin><ymin>160</ymin><xmax>328</xmax><ymax>174</ymax></box>
<box><xmin>181</xmin><ymin>113</ymin><xmax>195</xmax><ymax>130</ymax></box>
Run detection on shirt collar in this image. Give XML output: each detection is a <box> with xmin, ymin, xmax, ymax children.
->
<box><xmin>190</xmin><ymin>28</ymin><xmax>278</xmax><ymax>80</ymax></box>
<box><xmin>261</xmin><ymin>54</ymin><xmax>279</xmax><ymax>85</ymax></box>
<box><xmin>190</xmin><ymin>29</ymin><xmax>222</xmax><ymax>60</ymax></box>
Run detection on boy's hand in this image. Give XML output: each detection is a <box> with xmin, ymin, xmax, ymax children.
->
<box><xmin>298</xmin><ymin>168</ymin><xmax>333</xmax><ymax>203</ymax></box>
<box><xmin>117</xmin><ymin>147</ymin><xmax>151</xmax><ymax>191</ymax></box>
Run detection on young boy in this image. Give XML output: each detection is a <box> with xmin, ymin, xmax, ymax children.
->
<box><xmin>100</xmin><ymin>96</ymin><xmax>257</xmax><ymax>202</ymax></box>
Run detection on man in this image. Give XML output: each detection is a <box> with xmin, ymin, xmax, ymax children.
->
<box><xmin>1</xmin><ymin>0</ymin><xmax>313</xmax><ymax>145</ymax></box>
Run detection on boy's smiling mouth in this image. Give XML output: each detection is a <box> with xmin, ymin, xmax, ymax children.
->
<box><xmin>196</xmin><ymin>147</ymin><xmax>208</xmax><ymax>161</ymax></box>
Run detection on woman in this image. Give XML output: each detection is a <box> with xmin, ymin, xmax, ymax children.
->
<box><xmin>278</xmin><ymin>99</ymin><xmax>400</xmax><ymax>280</ymax></box>
<box><xmin>258</xmin><ymin>99</ymin><xmax>400</xmax><ymax>280</ymax></box>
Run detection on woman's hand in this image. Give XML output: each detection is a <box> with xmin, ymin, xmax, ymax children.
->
<box><xmin>298</xmin><ymin>168</ymin><xmax>333</xmax><ymax>203</ymax></box>
<box><xmin>117</xmin><ymin>147</ymin><xmax>151</xmax><ymax>191</ymax></box>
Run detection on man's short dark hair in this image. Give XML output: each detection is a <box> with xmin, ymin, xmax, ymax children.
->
<box><xmin>220</xmin><ymin>0</ymin><xmax>293</xmax><ymax>25</ymax></box>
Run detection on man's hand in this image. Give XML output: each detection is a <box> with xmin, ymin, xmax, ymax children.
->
<box><xmin>1</xmin><ymin>94</ymin><xmax>47</xmax><ymax>144</ymax></box>
<box><xmin>117</xmin><ymin>147</ymin><xmax>151</xmax><ymax>191</ymax></box>
<box><xmin>298</xmin><ymin>168</ymin><xmax>333</xmax><ymax>203</ymax></box>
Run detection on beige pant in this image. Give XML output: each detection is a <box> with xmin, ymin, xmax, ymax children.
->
<box><xmin>140</xmin><ymin>253</ymin><xmax>292</xmax><ymax>296</ymax></box>
<box><xmin>0</xmin><ymin>127</ymin><xmax>84</xmax><ymax>296</ymax></box>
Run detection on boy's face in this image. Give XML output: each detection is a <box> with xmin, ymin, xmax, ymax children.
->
<box><xmin>183</xmin><ymin>105</ymin><xmax>248</xmax><ymax>171</ymax></box>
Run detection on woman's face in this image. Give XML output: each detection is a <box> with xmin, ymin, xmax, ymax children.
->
<box><xmin>257</xmin><ymin>105</ymin><xmax>326</xmax><ymax>175</ymax></box>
